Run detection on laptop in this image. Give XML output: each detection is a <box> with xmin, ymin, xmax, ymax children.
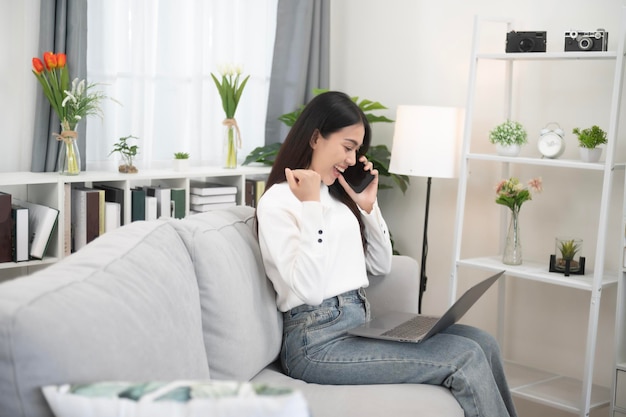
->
<box><xmin>348</xmin><ymin>271</ymin><xmax>504</xmax><ymax>343</ymax></box>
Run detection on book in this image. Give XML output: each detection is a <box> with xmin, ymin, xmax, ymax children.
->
<box><xmin>144</xmin><ymin>186</ymin><xmax>171</xmax><ymax>219</ymax></box>
<box><xmin>11</xmin><ymin>205</ymin><xmax>29</xmax><ymax>262</ymax></box>
<box><xmin>189</xmin><ymin>181</ymin><xmax>237</xmax><ymax>196</ymax></box>
<box><xmin>0</xmin><ymin>192</ymin><xmax>12</xmax><ymax>262</ymax></box>
<box><xmin>96</xmin><ymin>189</ymin><xmax>106</xmax><ymax>236</ymax></box>
<box><xmin>245</xmin><ymin>178</ymin><xmax>266</xmax><ymax>208</ymax></box>
<box><xmin>63</xmin><ymin>183</ymin><xmax>72</xmax><ymax>256</ymax></box>
<box><xmin>72</xmin><ymin>187</ymin><xmax>101</xmax><ymax>252</ymax></box>
<box><xmin>190</xmin><ymin>201</ymin><xmax>237</xmax><ymax>212</ymax></box>
<box><xmin>95</xmin><ymin>184</ymin><xmax>125</xmax><ymax>225</ymax></box>
<box><xmin>145</xmin><ymin>196</ymin><xmax>157</xmax><ymax>221</ymax></box>
<box><xmin>104</xmin><ymin>202</ymin><xmax>121</xmax><ymax>232</ymax></box>
<box><xmin>189</xmin><ymin>193</ymin><xmax>236</xmax><ymax>205</ymax></box>
<box><xmin>170</xmin><ymin>188</ymin><xmax>186</xmax><ymax>219</ymax></box>
<box><xmin>13</xmin><ymin>199</ymin><xmax>59</xmax><ymax>260</ymax></box>
<box><xmin>131</xmin><ymin>187</ymin><xmax>146</xmax><ymax>222</ymax></box>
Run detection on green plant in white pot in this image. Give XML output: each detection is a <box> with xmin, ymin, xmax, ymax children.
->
<box><xmin>173</xmin><ymin>152</ymin><xmax>190</xmax><ymax>171</ymax></box>
<box><xmin>572</xmin><ymin>125</ymin><xmax>607</xmax><ymax>162</ymax></box>
<box><xmin>489</xmin><ymin>120</ymin><xmax>527</xmax><ymax>156</ymax></box>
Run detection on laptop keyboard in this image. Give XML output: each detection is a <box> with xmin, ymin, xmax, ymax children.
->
<box><xmin>381</xmin><ymin>315</ymin><xmax>440</xmax><ymax>339</ymax></box>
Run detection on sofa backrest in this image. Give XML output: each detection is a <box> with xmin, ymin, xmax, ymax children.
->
<box><xmin>0</xmin><ymin>220</ymin><xmax>210</xmax><ymax>417</ymax></box>
<box><xmin>170</xmin><ymin>206</ymin><xmax>283</xmax><ymax>381</ymax></box>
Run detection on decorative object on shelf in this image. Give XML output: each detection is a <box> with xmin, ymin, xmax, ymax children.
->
<box><xmin>573</xmin><ymin>125</ymin><xmax>607</xmax><ymax>162</ymax></box>
<box><xmin>495</xmin><ymin>177</ymin><xmax>543</xmax><ymax>265</ymax></box>
<box><xmin>211</xmin><ymin>63</ymin><xmax>250</xmax><ymax>169</ymax></box>
<box><xmin>109</xmin><ymin>135</ymin><xmax>139</xmax><ymax>173</ymax></box>
<box><xmin>56</xmin><ymin>126</ymin><xmax>81</xmax><ymax>176</ymax></box>
<box><xmin>31</xmin><ymin>52</ymin><xmax>115</xmax><ymax>175</ymax></box>
<box><xmin>243</xmin><ymin>89</ymin><xmax>410</xmax><ymax>194</ymax></box>
<box><xmin>173</xmin><ymin>152</ymin><xmax>190</xmax><ymax>171</ymax></box>
<box><xmin>389</xmin><ymin>105</ymin><xmax>464</xmax><ymax>313</ymax></box>
<box><xmin>549</xmin><ymin>237</ymin><xmax>585</xmax><ymax>276</ymax></box>
<box><xmin>538</xmin><ymin>122</ymin><xmax>566</xmax><ymax>159</ymax></box>
<box><xmin>489</xmin><ymin>120</ymin><xmax>528</xmax><ymax>156</ymax></box>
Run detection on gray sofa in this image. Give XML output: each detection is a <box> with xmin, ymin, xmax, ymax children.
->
<box><xmin>0</xmin><ymin>205</ymin><xmax>462</xmax><ymax>417</ymax></box>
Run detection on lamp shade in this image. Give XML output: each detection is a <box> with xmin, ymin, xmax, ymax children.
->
<box><xmin>389</xmin><ymin>105</ymin><xmax>464</xmax><ymax>179</ymax></box>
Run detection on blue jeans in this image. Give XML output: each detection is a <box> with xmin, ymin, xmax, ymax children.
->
<box><xmin>281</xmin><ymin>289</ymin><xmax>517</xmax><ymax>417</ymax></box>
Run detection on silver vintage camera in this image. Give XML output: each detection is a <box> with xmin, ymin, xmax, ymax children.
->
<box><xmin>564</xmin><ymin>29</ymin><xmax>608</xmax><ymax>52</ymax></box>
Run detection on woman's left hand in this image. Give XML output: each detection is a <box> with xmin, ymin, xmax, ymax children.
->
<box><xmin>337</xmin><ymin>156</ymin><xmax>379</xmax><ymax>213</ymax></box>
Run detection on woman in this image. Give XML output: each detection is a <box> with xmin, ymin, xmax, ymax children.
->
<box><xmin>256</xmin><ymin>91</ymin><xmax>517</xmax><ymax>417</ymax></box>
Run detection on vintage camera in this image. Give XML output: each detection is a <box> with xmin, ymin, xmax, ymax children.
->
<box><xmin>506</xmin><ymin>31</ymin><xmax>547</xmax><ymax>53</ymax></box>
<box><xmin>564</xmin><ymin>29</ymin><xmax>608</xmax><ymax>52</ymax></box>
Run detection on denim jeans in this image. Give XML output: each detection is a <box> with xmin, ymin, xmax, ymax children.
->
<box><xmin>281</xmin><ymin>289</ymin><xmax>517</xmax><ymax>417</ymax></box>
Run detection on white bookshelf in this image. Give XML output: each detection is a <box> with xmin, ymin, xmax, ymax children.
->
<box><xmin>0</xmin><ymin>165</ymin><xmax>270</xmax><ymax>280</ymax></box>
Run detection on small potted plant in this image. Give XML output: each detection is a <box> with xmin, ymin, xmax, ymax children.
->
<box><xmin>489</xmin><ymin>120</ymin><xmax>528</xmax><ymax>156</ymax></box>
<box><xmin>572</xmin><ymin>125</ymin><xmax>607</xmax><ymax>162</ymax></box>
<box><xmin>550</xmin><ymin>237</ymin><xmax>585</xmax><ymax>276</ymax></box>
<box><xmin>109</xmin><ymin>135</ymin><xmax>139</xmax><ymax>173</ymax></box>
<box><xmin>173</xmin><ymin>152</ymin><xmax>190</xmax><ymax>171</ymax></box>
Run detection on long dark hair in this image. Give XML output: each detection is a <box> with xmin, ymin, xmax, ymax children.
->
<box><xmin>264</xmin><ymin>91</ymin><xmax>372</xmax><ymax>249</ymax></box>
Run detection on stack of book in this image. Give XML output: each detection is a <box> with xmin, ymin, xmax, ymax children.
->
<box><xmin>189</xmin><ymin>182</ymin><xmax>237</xmax><ymax>213</ymax></box>
<box><xmin>245</xmin><ymin>177</ymin><xmax>266</xmax><ymax>208</ymax></box>
<box><xmin>0</xmin><ymin>191</ymin><xmax>59</xmax><ymax>262</ymax></box>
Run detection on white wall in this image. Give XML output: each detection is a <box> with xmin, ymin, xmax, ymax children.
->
<box><xmin>330</xmin><ymin>1</ymin><xmax>625</xmax><ymax>416</ymax></box>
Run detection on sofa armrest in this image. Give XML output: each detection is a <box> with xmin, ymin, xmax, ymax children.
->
<box><xmin>366</xmin><ymin>255</ymin><xmax>420</xmax><ymax>316</ymax></box>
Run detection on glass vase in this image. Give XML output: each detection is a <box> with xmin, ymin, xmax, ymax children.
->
<box><xmin>502</xmin><ymin>209</ymin><xmax>522</xmax><ymax>265</ymax></box>
<box><xmin>223</xmin><ymin>121</ymin><xmax>239</xmax><ymax>169</ymax></box>
<box><xmin>57</xmin><ymin>129</ymin><xmax>81</xmax><ymax>175</ymax></box>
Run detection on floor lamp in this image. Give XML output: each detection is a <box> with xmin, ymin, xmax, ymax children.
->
<box><xmin>389</xmin><ymin>105</ymin><xmax>464</xmax><ymax>313</ymax></box>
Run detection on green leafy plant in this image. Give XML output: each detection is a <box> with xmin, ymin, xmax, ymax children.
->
<box><xmin>109</xmin><ymin>135</ymin><xmax>139</xmax><ymax>173</ymax></box>
<box><xmin>489</xmin><ymin>120</ymin><xmax>528</xmax><ymax>146</ymax></box>
<box><xmin>572</xmin><ymin>125</ymin><xmax>607</xmax><ymax>149</ymax></box>
<box><xmin>174</xmin><ymin>152</ymin><xmax>190</xmax><ymax>160</ymax></box>
<box><xmin>243</xmin><ymin>89</ymin><xmax>410</xmax><ymax>193</ymax></box>
<box><xmin>558</xmin><ymin>239</ymin><xmax>581</xmax><ymax>261</ymax></box>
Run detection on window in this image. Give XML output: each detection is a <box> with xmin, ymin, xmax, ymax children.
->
<box><xmin>86</xmin><ymin>0</ymin><xmax>277</xmax><ymax>170</ymax></box>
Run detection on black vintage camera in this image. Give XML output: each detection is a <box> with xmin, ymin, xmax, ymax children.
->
<box><xmin>506</xmin><ymin>31</ymin><xmax>547</xmax><ymax>53</ymax></box>
<box><xmin>564</xmin><ymin>29</ymin><xmax>608</xmax><ymax>52</ymax></box>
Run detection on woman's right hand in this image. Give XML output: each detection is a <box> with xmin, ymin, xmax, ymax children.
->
<box><xmin>285</xmin><ymin>168</ymin><xmax>321</xmax><ymax>202</ymax></box>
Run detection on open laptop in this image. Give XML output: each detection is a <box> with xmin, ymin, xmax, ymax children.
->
<box><xmin>348</xmin><ymin>271</ymin><xmax>504</xmax><ymax>343</ymax></box>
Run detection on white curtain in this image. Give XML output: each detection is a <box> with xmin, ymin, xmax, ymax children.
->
<box><xmin>86</xmin><ymin>0</ymin><xmax>277</xmax><ymax>170</ymax></box>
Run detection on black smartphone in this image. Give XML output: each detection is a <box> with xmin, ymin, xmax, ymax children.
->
<box><xmin>342</xmin><ymin>160</ymin><xmax>375</xmax><ymax>193</ymax></box>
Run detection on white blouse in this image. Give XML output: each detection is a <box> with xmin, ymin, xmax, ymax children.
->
<box><xmin>257</xmin><ymin>182</ymin><xmax>393</xmax><ymax>312</ymax></box>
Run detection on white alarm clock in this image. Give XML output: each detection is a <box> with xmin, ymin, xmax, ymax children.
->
<box><xmin>538</xmin><ymin>122</ymin><xmax>566</xmax><ymax>158</ymax></box>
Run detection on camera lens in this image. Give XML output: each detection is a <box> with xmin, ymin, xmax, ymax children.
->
<box><xmin>519</xmin><ymin>38</ymin><xmax>535</xmax><ymax>52</ymax></box>
<box><xmin>578</xmin><ymin>37</ymin><xmax>593</xmax><ymax>50</ymax></box>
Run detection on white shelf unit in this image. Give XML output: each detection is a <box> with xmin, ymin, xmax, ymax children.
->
<box><xmin>451</xmin><ymin>12</ymin><xmax>626</xmax><ymax>417</ymax></box>
<box><xmin>0</xmin><ymin>165</ymin><xmax>270</xmax><ymax>281</ymax></box>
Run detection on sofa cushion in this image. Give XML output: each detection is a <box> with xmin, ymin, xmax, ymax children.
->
<box><xmin>170</xmin><ymin>206</ymin><xmax>282</xmax><ymax>381</ymax></box>
<box><xmin>0</xmin><ymin>220</ymin><xmax>210</xmax><ymax>417</ymax></box>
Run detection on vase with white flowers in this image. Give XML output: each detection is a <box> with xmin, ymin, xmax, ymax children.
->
<box><xmin>211</xmin><ymin>64</ymin><xmax>250</xmax><ymax>168</ymax></box>
<box><xmin>489</xmin><ymin>120</ymin><xmax>528</xmax><ymax>157</ymax></box>
<box><xmin>32</xmin><ymin>51</ymin><xmax>113</xmax><ymax>175</ymax></box>
<box><xmin>495</xmin><ymin>176</ymin><xmax>543</xmax><ymax>265</ymax></box>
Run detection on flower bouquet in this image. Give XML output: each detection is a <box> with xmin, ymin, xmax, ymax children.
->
<box><xmin>211</xmin><ymin>64</ymin><xmax>250</xmax><ymax>168</ymax></box>
<box><xmin>32</xmin><ymin>52</ymin><xmax>110</xmax><ymax>174</ymax></box>
<box><xmin>495</xmin><ymin>177</ymin><xmax>542</xmax><ymax>265</ymax></box>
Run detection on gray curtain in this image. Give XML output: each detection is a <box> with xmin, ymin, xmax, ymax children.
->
<box><xmin>32</xmin><ymin>0</ymin><xmax>87</xmax><ymax>172</ymax></box>
<box><xmin>265</xmin><ymin>0</ymin><xmax>330</xmax><ymax>145</ymax></box>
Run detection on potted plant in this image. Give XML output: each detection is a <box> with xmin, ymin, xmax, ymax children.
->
<box><xmin>173</xmin><ymin>152</ymin><xmax>190</xmax><ymax>171</ymax></box>
<box><xmin>243</xmin><ymin>90</ymin><xmax>410</xmax><ymax>194</ymax></box>
<box><xmin>109</xmin><ymin>135</ymin><xmax>139</xmax><ymax>173</ymax></box>
<box><xmin>572</xmin><ymin>125</ymin><xmax>607</xmax><ymax>162</ymax></box>
<box><xmin>489</xmin><ymin>120</ymin><xmax>528</xmax><ymax>156</ymax></box>
<box><xmin>550</xmin><ymin>237</ymin><xmax>585</xmax><ymax>276</ymax></box>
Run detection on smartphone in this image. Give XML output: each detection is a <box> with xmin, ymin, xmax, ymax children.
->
<box><xmin>342</xmin><ymin>160</ymin><xmax>375</xmax><ymax>193</ymax></box>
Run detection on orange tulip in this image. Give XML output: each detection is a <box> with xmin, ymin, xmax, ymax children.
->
<box><xmin>56</xmin><ymin>53</ymin><xmax>66</xmax><ymax>68</ymax></box>
<box><xmin>32</xmin><ymin>57</ymin><xmax>44</xmax><ymax>74</ymax></box>
<box><xmin>43</xmin><ymin>51</ymin><xmax>57</xmax><ymax>70</ymax></box>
